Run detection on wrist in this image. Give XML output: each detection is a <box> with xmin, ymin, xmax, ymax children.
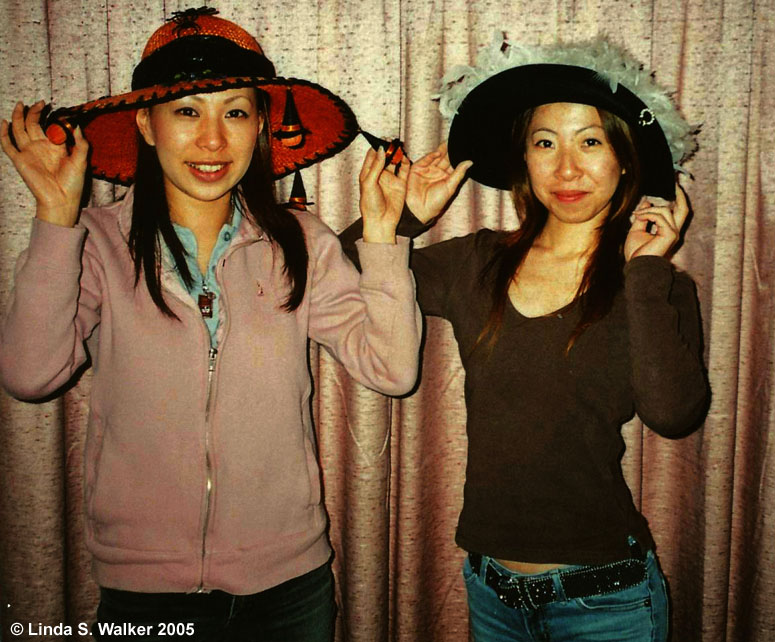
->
<box><xmin>362</xmin><ymin>232</ymin><xmax>397</xmax><ymax>244</ymax></box>
<box><xmin>36</xmin><ymin>203</ymin><xmax>79</xmax><ymax>227</ymax></box>
<box><xmin>362</xmin><ymin>221</ymin><xmax>397</xmax><ymax>244</ymax></box>
<box><xmin>405</xmin><ymin>197</ymin><xmax>434</xmax><ymax>224</ymax></box>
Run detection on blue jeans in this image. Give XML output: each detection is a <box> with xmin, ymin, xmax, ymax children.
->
<box><xmin>463</xmin><ymin>549</ymin><xmax>668</xmax><ymax>642</ymax></box>
<box><xmin>92</xmin><ymin>561</ymin><xmax>335</xmax><ymax>642</ymax></box>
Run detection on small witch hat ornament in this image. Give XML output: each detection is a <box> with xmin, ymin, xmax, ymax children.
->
<box><xmin>273</xmin><ymin>89</ymin><xmax>306</xmax><ymax>149</ymax></box>
<box><xmin>360</xmin><ymin>130</ymin><xmax>406</xmax><ymax>169</ymax></box>
<box><xmin>284</xmin><ymin>170</ymin><xmax>314</xmax><ymax>211</ymax></box>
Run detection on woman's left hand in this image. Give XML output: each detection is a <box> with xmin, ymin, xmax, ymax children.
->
<box><xmin>624</xmin><ymin>183</ymin><xmax>690</xmax><ymax>262</ymax></box>
<box><xmin>359</xmin><ymin>147</ymin><xmax>410</xmax><ymax>244</ymax></box>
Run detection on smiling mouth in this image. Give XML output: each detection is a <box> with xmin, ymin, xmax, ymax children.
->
<box><xmin>186</xmin><ymin>162</ymin><xmax>229</xmax><ymax>173</ymax></box>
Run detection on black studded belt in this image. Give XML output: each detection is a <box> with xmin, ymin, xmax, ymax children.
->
<box><xmin>468</xmin><ymin>552</ymin><xmax>647</xmax><ymax>610</ymax></box>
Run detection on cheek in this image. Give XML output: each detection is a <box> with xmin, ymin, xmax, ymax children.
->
<box><xmin>591</xmin><ymin>154</ymin><xmax>622</xmax><ymax>183</ymax></box>
<box><xmin>599</xmin><ymin>161</ymin><xmax>623</xmax><ymax>194</ymax></box>
<box><xmin>235</xmin><ymin>130</ymin><xmax>260</xmax><ymax>167</ymax></box>
<box><xmin>525</xmin><ymin>156</ymin><xmax>551</xmax><ymax>191</ymax></box>
<box><xmin>149</xmin><ymin>123</ymin><xmax>186</xmax><ymax>158</ymax></box>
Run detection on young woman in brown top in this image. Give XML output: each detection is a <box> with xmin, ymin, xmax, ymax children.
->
<box><xmin>354</xmin><ymin>38</ymin><xmax>709</xmax><ymax>641</ymax></box>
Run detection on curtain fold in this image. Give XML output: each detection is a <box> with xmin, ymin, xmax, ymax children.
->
<box><xmin>1</xmin><ymin>2</ymin><xmax>772</xmax><ymax>641</ymax></box>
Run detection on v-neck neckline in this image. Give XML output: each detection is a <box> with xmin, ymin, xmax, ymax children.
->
<box><xmin>506</xmin><ymin>295</ymin><xmax>579</xmax><ymax>322</ymax></box>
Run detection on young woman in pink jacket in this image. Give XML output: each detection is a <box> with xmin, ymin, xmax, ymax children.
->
<box><xmin>0</xmin><ymin>8</ymin><xmax>419</xmax><ymax>641</ymax></box>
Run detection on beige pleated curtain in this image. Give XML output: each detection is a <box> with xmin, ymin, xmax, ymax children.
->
<box><xmin>1</xmin><ymin>1</ymin><xmax>773</xmax><ymax>641</ymax></box>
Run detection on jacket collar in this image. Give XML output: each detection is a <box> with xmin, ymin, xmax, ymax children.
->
<box><xmin>114</xmin><ymin>187</ymin><xmax>268</xmax><ymax>307</ymax></box>
<box><xmin>116</xmin><ymin>187</ymin><xmax>267</xmax><ymax>245</ymax></box>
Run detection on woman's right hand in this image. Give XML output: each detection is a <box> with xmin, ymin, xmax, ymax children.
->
<box><xmin>405</xmin><ymin>141</ymin><xmax>473</xmax><ymax>223</ymax></box>
<box><xmin>0</xmin><ymin>100</ymin><xmax>89</xmax><ymax>227</ymax></box>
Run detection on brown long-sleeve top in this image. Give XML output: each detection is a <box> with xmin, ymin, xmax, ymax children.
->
<box><xmin>341</xmin><ymin>221</ymin><xmax>709</xmax><ymax>565</ymax></box>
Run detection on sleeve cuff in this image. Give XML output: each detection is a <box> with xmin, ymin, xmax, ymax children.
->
<box><xmin>355</xmin><ymin>236</ymin><xmax>411</xmax><ymax>284</ymax></box>
<box><xmin>399</xmin><ymin>205</ymin><xmax>435</xmax><ymax>237</ymax></box>
<box><xmin>624</xmin><ymin>255</ymin><xmax>674</xmax><ymax>301</ymax></box>
<box><xmin>26</xmin><ymin>217</ymin><xmax>87</xmax><ymax>271</ymax></box>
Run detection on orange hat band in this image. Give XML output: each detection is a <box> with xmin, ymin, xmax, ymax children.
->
<box><xmin>132</xmin><ymin>36</ymin><xmax>275</xmax><ymax>90</ymax></box>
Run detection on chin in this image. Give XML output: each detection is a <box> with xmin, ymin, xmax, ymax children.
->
<box><xmin>182</xmin><ymin>178</ymin><xmax>240</xmax><ymax>203</ymax></box>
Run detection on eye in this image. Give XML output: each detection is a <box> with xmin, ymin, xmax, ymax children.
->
<box><xmin>583</xmin><ymin>137</ymin><xmax>603</xmax><ymax>147</ymax></box>
<box><xmin>226</xmin><ymin>109</ymin><xmax>250</xmax><ymax>119</ymax></box>
<box><xmin>175</xmin><ymin>106</ymin><xmax>198</xmax><ymax>117</ymax></box>
<box><xmin>533</xmin><ymin>139</ymin><xmax>553</xmax><ymax>149</ymax></box>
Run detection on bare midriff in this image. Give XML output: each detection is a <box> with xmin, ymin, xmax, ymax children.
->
<box><xmin>494</xmin><ymin>559</ymin><xmax>569</xmax><ymax>574</ymax></box>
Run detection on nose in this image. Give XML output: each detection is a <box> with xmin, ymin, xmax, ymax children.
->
<box><xmin>555</xmin><ymin>147</ymin><xmax>581</xmax><ymax>180</ymax></box>
<box><xmin>196</xmin><ymin>116</ymin><xmax>226</xmax><ymax>151</ymax></box>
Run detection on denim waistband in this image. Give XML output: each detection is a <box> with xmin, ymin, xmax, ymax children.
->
<box><xmin>467</xmin><ymin>542</ymin><xmax>649</xmax><ymax>610</ymax></box>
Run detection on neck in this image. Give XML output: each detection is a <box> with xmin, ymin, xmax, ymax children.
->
<box><xmin>536</xmin><ymin>214</ymin><xmax>602</xmax><ymax>259</ymax></box>
<box><xmin>166</xmin><ymin>190</ymin><xmax>233</xmax><ymax>237</ymax></box>
<box><xmin>165</xmin><ymin>189</ymin><xmax>235</xmax><ymax>277</ymax></box>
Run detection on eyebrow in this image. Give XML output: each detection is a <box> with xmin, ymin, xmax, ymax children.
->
<box><xmin>531</xmin><ymin>124</ymin><xmax>605</xmax><ymax>136</ymax></box>
<box><xmin>186</xmin><ymin>94</ymin><xmax>254</xmax><ymax>105</ymax></box>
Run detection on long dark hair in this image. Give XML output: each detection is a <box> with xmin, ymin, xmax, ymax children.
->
<box><xmin>477</xmin><ymin>106</ymin><xmax>643</xmax><ymax>353</ymax></box>
<box><xmin>128</xmin><ymin>90</ymin><xmax>308</xmax><ymax>317</ymax></box>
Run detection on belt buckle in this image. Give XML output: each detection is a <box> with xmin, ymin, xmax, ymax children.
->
<box><xmin>484</xmin><ymin>563</ymin><xmax>526</xmax><ymax>610</ymax></box>
<box><xmin>486</xmin><ymin>564</ymin><xmax>557</xmax><ymax>611</ymax></box>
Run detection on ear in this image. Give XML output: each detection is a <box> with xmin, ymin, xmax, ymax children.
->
<box><xmin>256</xmin><ymin>113</ymin><xmax>265</xmax><ymax>136</ymax></box>
<box><xmin>135</xmin><ymin>108</ymin><xmax>155</xmax><ymax>146</ymax></box>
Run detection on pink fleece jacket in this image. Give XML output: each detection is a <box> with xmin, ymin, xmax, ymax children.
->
<box><xmin>0</xmin><ymin>189</ymin><xmax>421</xmax><ymax>594</ymax></box>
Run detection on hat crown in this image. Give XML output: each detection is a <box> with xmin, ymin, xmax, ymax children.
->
<box><xmin>141</xmin><ymin>9</ymin><xmax>263</xmax><ymax>60</ymax></box>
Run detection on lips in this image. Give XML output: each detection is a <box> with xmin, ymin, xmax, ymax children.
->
<box><xmin>553</xmin><ymin>190</ymin><xmax>588</xmax><ymax>203</ymax></box>
<box><xmin>185</xmin><ymin>161</ymin><xmax>231</xmax><ymax>182</ymax></box>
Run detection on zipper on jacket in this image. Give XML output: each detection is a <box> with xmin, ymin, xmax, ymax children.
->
<box><xmin>197</xmin><ymin>346</ymin><xmax>218</xmax><ymax>592</ymax></box>
<box><xmin>192</xmin><ymin>235</ymin><xmax>256</xmax><ymax>592</ymax></box>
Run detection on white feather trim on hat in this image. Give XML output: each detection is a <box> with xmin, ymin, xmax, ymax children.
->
<box><xmin>435</xmin><ymin>33</ymin><xmax>698</xmax><ymax>172</ymax></box>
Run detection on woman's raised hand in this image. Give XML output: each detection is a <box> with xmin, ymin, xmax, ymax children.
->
<box><xmin>624</xmin><ymin>183</ymin><xmax>690</xmax><ymax>262</ymax></box>
<box><xmin>405</xmin><ymin>141</ymin><xmax>473</xmax><ymax>224</ymax></box>
<box><xmin>0</xmin><ymin>101</ymin><xmax>89</xmax><ymax>227</ymax></box>
<box><xmin>359</xmin><ymin>147</ymin><xmax>410</xmax><ymax>244</ymax></box>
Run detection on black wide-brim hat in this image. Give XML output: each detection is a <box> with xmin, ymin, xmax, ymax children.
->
<box><xmin>43</xmin><ymin>8</ymin><xmax>359</xmax><ymax>184</ymax></box>
<box><xmin>449</xmin><ymin>64</ymin><xmax>676</xmax><ymax>199</ymax></box>
<box><xmin>442</xmin><ymin>38</ymin><xmax>698</xmax><ymax>202</ymax></box>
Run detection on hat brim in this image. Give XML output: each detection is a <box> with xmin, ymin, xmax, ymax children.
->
<box><xmin>447</xmin><ymin>64</ymin><xmax>676</xmax><ymax>200</ymax></box>
<box><xmin>48</xmin><ymin>76</ymin><xmax>358</xmax><ymax>185</ymax></box>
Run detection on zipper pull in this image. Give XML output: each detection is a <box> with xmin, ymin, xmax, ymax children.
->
<box><xmin>198</xmin><ymin>284</ymin><xmax>216</xmax><ymax>318</ymax></box>
<box><xmin>208</xmin><ymin>347</ymin><xmax>218</xmax><ymax>372</ymax></box>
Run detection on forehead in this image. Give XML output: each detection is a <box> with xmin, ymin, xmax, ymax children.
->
<box><xmin>529</xmin><ymin>102</ymin><xmax>603</xmax><ymax>129</ymax></box>
<box><xmin>150</xmin><ymin>88</ymin><xmax>258</xmax><ymax>114</ymax></box>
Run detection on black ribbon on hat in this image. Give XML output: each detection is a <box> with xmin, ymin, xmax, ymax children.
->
<box><xmin>132</xmin><ymin>36</ymin><xmax>276</xmax><ymax>90</ymax></box>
